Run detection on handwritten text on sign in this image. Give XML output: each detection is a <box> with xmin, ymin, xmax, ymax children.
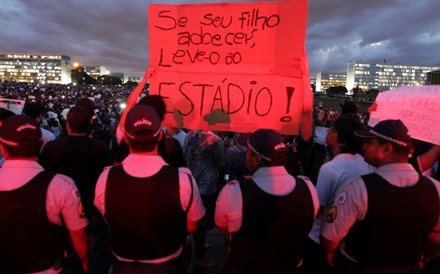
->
<box><xmin>148</xmin><ymin>0</ymin><xmax>309</xmax><ymax>134</ymax></box>
<box><xmin>153</xmin><ymin>72</ymin><xmax>303</xmax><ymax>134</ymax></box>
<box><xmin>369</xmin><ymin>85</ymin><xmax>440</xmax><ymax>145</ymax></box>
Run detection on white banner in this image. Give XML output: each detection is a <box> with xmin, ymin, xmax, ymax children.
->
<box><xmin>0</xmin><ymin>98</ymin><xmax>25</xmax><ymax>115</ymax></box>
<box><xmin>369</xmin><ymin>85</ymin><xmax>440</xmax><ymax>145</ymax></box>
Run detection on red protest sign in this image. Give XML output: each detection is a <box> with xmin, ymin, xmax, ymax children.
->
<box><xmin>148</xmin><ymin>0</ymin><xmax>311</xmax><ymax>135</ymax></box>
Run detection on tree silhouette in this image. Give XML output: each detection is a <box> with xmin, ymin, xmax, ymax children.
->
<box><xmin>71</xmin><ymin>66</ymin><xmax>97</xmax><ymax>85</ymax></box>
<box><xmin>97</xmin><ymin>75</ymin><xmax>122</xmax><ymax>85</ymax></box>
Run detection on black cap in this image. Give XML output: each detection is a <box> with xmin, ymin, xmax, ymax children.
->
<box><xmin>355</xmin><ymin>119</ymin><xmax>410</xmax><ymax>147</ymax></box>
<box><xmin>0</xmin><ymin>115</ymin><xmax>42</xmax><ymax>148</ymax></box>
<box><xmin>247</xmin><ymin>129</ymin><xmax>287</xmax><ymax>162</ymax></box>
<box><xmin>124</xmin><ymin>105</ymin><xmax>161</xmax><ymax>142</ymax></box>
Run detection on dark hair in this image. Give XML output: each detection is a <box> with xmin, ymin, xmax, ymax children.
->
<box><xmin>0</xmin><ymin>108</ymin><xmax>15</xmax><ymax>122</ymax></box>
<box><xmin>2</xmin><ymin>140</ymin><xmax>42</xmax><ymax>158</ymax></box>
<box><xmin>341</xmin><ymin>102</ymin><xmax>359</xmax><ymax>116</ymax></box>
<box><xmin>126</xmin><ymin>136</ymin><xmax>160</xmax><ymax>153</ymax></box>
<box><xmin>247</xmin><ymin>147</ymin><xmax>286</xmax><ymax>167</ymax></box>
<box><xmin>67</xmin><ymin>106</ymin><xmax>92</xmax><ymax>134</ymax></box>
<box><xmin>75</xmin><ymin>97</ymin><xmax>96</xmax><ymax>117</ymax></box>
<box><xmin>334</xmin><ymin>114</ymin><xmax>365</xmax><ymax>154</ymax></box>
<box><xmin>23</xmin><ymin>102</ymin><xmax>45</xmax><ymax>119</ymax></box>
<box><xmin>138</xmin><ymin>95</ymin><xmax>166</xmax><ymax>121</ymax></box>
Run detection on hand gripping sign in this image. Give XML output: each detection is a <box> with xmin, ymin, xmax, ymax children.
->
<box><xmin>148</xmin><ymin>0</ymin><xmax>311</xmax><ymax>135</ymax></box>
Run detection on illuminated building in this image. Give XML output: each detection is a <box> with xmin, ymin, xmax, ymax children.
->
<box><xmin>110</xmin><ymin>72</ymin><xmax>128</xmax><ymax>83</ymax></box>
<box><xmin>84</xmin><ymin>66</ymin><xmax>109</xmax><ymax>79</ymax></box>
<box><xmin>0</xmin><ymin>53</ymin><xmax>71</xmax><ymax>84</ymax></box>
<box><xmin>128</xmin><ymin>76</ymin><xmax>141</xmax><ymax>83</ymax></box>
<box><xmin>426</xmin><ymin>70</ymin><xmax>440</xmax><ymax>85</ymax></box>
<box><xmin>315</xmin><ymin>72</ymin><xmax>347</xmax><ymax>93</ymax></box>
<box><xmin>346</xmin><ymin>61</ymin><xmax>440</xmax><ymax>92</ymax></box>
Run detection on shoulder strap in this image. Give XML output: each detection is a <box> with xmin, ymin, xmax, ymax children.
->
<box><xmin>186</xmin><ymin>173</ymin><xmax>194</xmax><ymax>214</ymax></box>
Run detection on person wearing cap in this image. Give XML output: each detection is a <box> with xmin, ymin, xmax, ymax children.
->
<box><xmin>215</xmin><ymin>129</ymin><xmax>319</xmax><ymax>273</ymax></box>
<box><xmin>0</xmin><ymin>115</ymin><xmax>89</xmax><ymax>273</ymax></box>
<box><xmin>303</xmin><ymin>114</ymin><xmax>374</xmax><ymax>274</ymax></box>
<box><xmin>321</xmin><ymin>119</ymin><xmax>440</xmax><ymax>273</ymax></box>
<box><xmin>114</xmin><ymin>94</ymin><xmax>186</xmax><ymax>168</ymax></box>
<box><xmin>94</xmin><ymin>105</ymin><xmax>205</xmax><ymax>273</ymax></box>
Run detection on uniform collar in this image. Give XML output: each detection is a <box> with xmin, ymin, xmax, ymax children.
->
<box><xmin>1</xmin><ymin>159</ymin><xmax>43</xmax><ymax>170</ymax></box>
<box><xmin>375</xmin><ymin>163</ymin><xmax>416</xmax><ymax>173</ymax></box>
<box><xmin>252</xmin><ymin>166</ymin><xmax>289</xmax><ymax>178</ymax></box>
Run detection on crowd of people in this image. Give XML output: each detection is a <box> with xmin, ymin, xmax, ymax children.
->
<box><xmin>1</xmin><ymin>75</ymin><xmax>440</xmax><ymax>274</ymax></box>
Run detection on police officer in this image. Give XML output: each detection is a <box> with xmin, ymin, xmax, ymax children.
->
<box><xmin>94</xmin><ymin>105</ymin><xmax>205</xmax><ymax>273</ymax></box>
<box><xmin>0</xmin><ymin>115</ymin><xmax>89</xmax><ymax>273</ymax></box>
<box><xmin>215</xmin><ymin>129</ymin><xmax>319</xmax><ymax>273</ymax></box>
<box><xmin>321</xmin><ymin>119</ymin><xmax>440</xmax><ymax>274</ymax></box>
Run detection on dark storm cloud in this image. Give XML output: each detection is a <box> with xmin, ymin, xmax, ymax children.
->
<box><xmin>307</xmin><ymin>0</ymin><xmax>440</xmax><ymax>76</ymax></box>
<box><xmin>1</xmin><ymin>0</ymin><xmax>439</xmax><ymax>77</ymax></box>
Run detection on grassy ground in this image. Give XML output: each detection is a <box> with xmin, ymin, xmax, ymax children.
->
<box><xmin>313</xmin><ymin>96</ymin><xmax>373</xmax><ymax>113</ymax></box>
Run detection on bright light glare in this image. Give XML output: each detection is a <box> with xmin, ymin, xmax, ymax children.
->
<box><xmin>120</xmin><ymin>103</ymin><xmax>127</xmax><ymax>109</ymax></box>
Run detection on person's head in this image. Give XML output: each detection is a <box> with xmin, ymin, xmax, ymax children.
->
<box><xmin>0</xmin><ymin>108</ymin><xmax>15</xmax><ymax>127</ymax></box>
<box><xmin>75</xmin><ymin>97</ymin><xmax>96</xmax><ymax>117</ymax></box>
<box><xmin>124</xmin><ymin>105</ymin><xmax>161</xmax><ymax>153</ymax></box>
<box><xmin>0</xmin><ymin>115</ymin><xmax>42</xmax><ymax>158</ymax></box>
<box><xmin>326</xmin><ymin>114</ymin><xmax>366</xmax><ymax>155</ymax></box>
<box><xmin>355</xmin><ymin>119</ymin><xmax>411</xmax><ymax>167</ymax></box>
<box><xmin>66</xmin><ymin>106</ymin><xmax>92</xmax><ymax>134</ymax></box>
<box><xmin>23</xmin><ymin>102</ymin><xmax>45</xmax><ymax>123</ymax></box>
<box><xmin>138</xmin><ymin>95</ymin><xmax>166</xmax><ymax>121</ymax></box>
<box><xmin>246</xmin><ymin>129</ymin><xmax>287</xmax><ymax>174</ymax></box>
<box><xmin>341</xmin><ymin>101</ymin><xmax>359</xmax><ymax>116</ymax></box>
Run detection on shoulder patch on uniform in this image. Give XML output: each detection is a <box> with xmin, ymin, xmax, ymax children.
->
<box><xmin>336</xmin><ymin>191</ymin><xmax>348</xmax><ymax>205</ymax></box>
<box><xmin>326</xmin><ymin>206</ymin><xmax>337</xmax><ymax>223</ymax></box>
<box><xmin>78</xmin><ymin>202</ymin><xmax>86</xmax><ymax>219</ymax></box>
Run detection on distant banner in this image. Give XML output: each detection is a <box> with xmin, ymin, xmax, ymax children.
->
<box><xmin>148</xmin><ymin>0</ymin><xmax>311</xmax><ymax>135</ymax></box>
<box><xmin>369</xmin><ymin>85</ymin><xmax>440</xmax><ymax>145</ymax></box>
<box><xmin>0</xmin><ymin>98</ymin><xmax>25</xmax><ymax>115</ymax></box>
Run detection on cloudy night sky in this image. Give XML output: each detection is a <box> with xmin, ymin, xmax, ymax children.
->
<box><xmin>1</xmin><ymin>0</ymin><xmax>439</xmax><ymax>78</ymax></box>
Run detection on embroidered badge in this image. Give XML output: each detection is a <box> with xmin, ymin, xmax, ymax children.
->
<box><xmin>326</xmin><ymin>206</ymin><xmax>337</xmax><ymax>223</ymax></box>
<box><xmin>78</xmin><ymin>202</ymin><xmax>86</xmax><ymax>219</ymax></box>
<box><xmin>336</xmin><ymin>191</ymin><xmax>348</xmax><ymax>205</ymax></box>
